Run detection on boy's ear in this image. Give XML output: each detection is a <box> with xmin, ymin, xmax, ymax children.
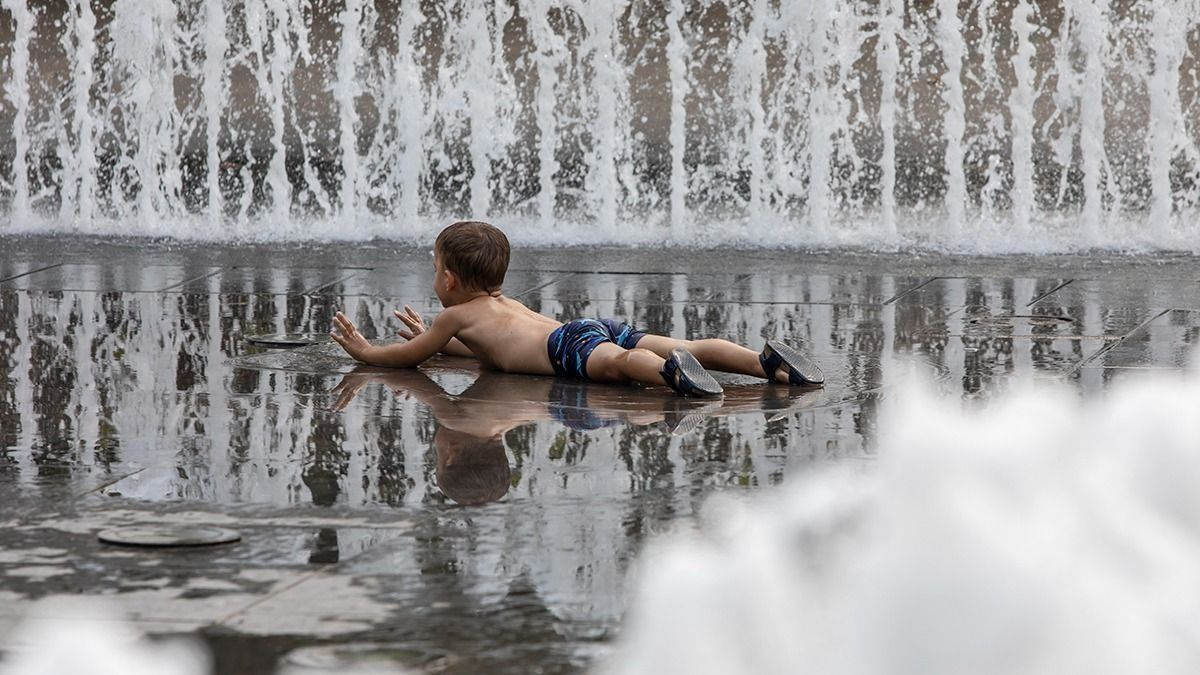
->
<box><xmin>442</xmin><ymin>268</ymin><xmax>458</xmax><ymax>291</ymax></box>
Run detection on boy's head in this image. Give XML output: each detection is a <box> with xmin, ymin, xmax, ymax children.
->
<box><xmin>433</xmin><ymin>221</ymin><xmax>510</xmax><ymax>299</ymax></box>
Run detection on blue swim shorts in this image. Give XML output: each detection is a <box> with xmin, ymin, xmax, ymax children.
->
<box><xmin>546</xmin><ymin>318</ymin><xmax>648</xmax><ymax>380</ymax></box>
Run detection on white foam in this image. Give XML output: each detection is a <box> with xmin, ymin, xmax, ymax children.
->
<box><xmin>601</xmin><ymin>363</ymin><xmax>1200</xmax><ymax>675</ymax></box>
<box><xmin>5</xmin><ymin>209</ymin><xmax>1200</xmax><ymax>256</ymax></box>
<box><xmin>1</xmin><ymin>598</ymin><xmax>210</xmax><ymax>675</ymax></box>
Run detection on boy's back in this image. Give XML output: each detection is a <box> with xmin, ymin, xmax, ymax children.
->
<box><xmin>443</xmin><ymin>295</ymin><xmax>560</xmax><ymax>374</ymax></box>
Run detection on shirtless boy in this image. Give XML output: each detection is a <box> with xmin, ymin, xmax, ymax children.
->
<box><xmin>330</xmin><ymin>221</ymin><xmax>823</xmax><ymax>397</ymax></box>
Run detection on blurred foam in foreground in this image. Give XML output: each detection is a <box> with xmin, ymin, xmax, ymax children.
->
<box><xmin>0</xmin><ymin>599</ymin><xmax>209</xmax><ymax>675</ymax></box>
<box><xmin>601</xmin><ymin>366</ymin><xmax>1200</xmax><ymax>675</ymax></box>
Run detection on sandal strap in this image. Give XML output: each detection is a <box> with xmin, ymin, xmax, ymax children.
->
<box><xmin>759</xmin><ymin>348</ymin><xmax>784</xmax><ymax>380</ymax></box>
<box><xmin>788</xmin><ymin>368</ymin><xmax>806</xmax><ymax>387</ymax></box>
<box><xmin>660</xmin><ymin>355</ymin><xmax>682</xmax><ymax>392</ymax></box>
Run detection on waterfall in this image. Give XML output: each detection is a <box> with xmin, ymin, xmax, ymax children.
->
<box><xmin>529</xmin><ymin>0</ymin><xmax>562</xmax><ymax>230</ymax></box>
<box><xmin>2</xmin><ymin>0</ymin><xmax>32</xmax><ymax>224</ymax></box>
<box><xmin>0</xmin><ymin>0</ymin><xmax>1199</xmax><ymax>251</ymax></box>
<box><xmin>738</xmin><ymin>0</ymin><xmax>769</xmax><ymax>227</ymax></box>
<box><xmin>667</xmin><ymin>0</ymin><xmax>689</xmax><ymax>240</ymax></box>
<box><xmin>203</xmin><ymin>0</ymin><xmax>226</xmax><ymax>227</ymax></box>
<box><xmin>580</xmin><ymin>1</ymin><xmax>626</xmax><ymax>235</ymax></box>
<box><xmin>803</xmin><ymin>0</ymin><xmax>834</xmax><ymax>238</ymax></box>
<box><xmin>393</xmin><ymin>0</ymin><xmax>425</xmax><ymax>228</ymax></box>
<box><xmin>62</xmin><ymin>0</ymin><xmax>98</xmax><ymax>225</ymax></box>
<box><xmin>936</xmin><ymin>0</ymin><xmax>967</xmax><ymax>236</ymax></box>
<box><xmin>265</xmin><ymin>0</ymin><xmax>294</xmax><ymax>223</ymax></box>
<box><xmin>877</xmin><ymin>0</ymin><xmax>901</xmax><ymax>240</ymax></box>
<box><xmin>1076</xmin><ymin>0</ymin><xmax>1108</xmax><ymax>241</ymax></box>
<box><xmin>336</xmin><ymin>0</ymin><xmax>364</xmax><ymax>220</ymax></box>
<box><xmin>1148</xmin><ymin>0</ymin><xmax>1185</xmax><ymax>238</ymax></box>
<box><xmin>1009</xmin><ymin>0</ymin><xmax>1036</xmax><ymax>235</ymax></box>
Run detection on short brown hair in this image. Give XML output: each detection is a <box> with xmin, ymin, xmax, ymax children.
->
<box><xmin>434</xmin><ymin>221</ymin><xmax>510</xmax><ymax>293</ymax></box>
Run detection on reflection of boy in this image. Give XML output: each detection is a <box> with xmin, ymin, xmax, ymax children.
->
<box><xmin>547</xmin><ymin>379</ymin><xmax>623</xmax><ymax>432</ymax></box>
<box><xmin>433</xmin><ymin>427</ymin><xmax>511</xmax><ymax>506</ymax></box>
<box><xmin>332</xmin><ymin>367</ymin><xmax>814</xmax><ymax>503</ymax></box>
<box><xmin>331</xmin><ymin>221</ymin><xmax>824</xmax><ymax>397</ymax></box>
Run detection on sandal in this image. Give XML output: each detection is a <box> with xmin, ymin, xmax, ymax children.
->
<box><xmin>759</xmin><ymin>339</ymin><xmax>825</xmax><ymax>386</ymax></box>
<box><xmin>660</xmin><ymin>348</ymin><xmax>724</xmax><ymax>397</ymax></box>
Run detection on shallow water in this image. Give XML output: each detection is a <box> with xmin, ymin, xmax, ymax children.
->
<box><xmin>1</xmin><ymin>237</ymin><xmax>1199</xmax><ymax>672</ymax></box>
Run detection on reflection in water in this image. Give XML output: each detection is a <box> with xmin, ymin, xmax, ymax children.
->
<box><xmin>3</xmin><ymin>256</ymin><xmax>1192</xmax><ymax>668</ymax></box>
<box><xmin>1</xmin><ymin>266</ymin><xmax>1175</xmax><ymax>505</ymax></box>
<box><xmin>331</xmin><ymin>368</ymin><xmax>820</xmax><ymax>505</ymax></box>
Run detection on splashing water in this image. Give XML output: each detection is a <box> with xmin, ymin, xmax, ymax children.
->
<box><xmin>1</xmin><ymin>598</ymin><xmax>210</xmax><ymax>675</ymax></box>
<box><xmin>1</xmin><ymin>0</ymin><xmax>1200</xmax><ymax>251</ymax></box>
<box><xmin>600</xmin><ymin>364</ymin><xmax>1200</xmax><ymax>675</ymax></box>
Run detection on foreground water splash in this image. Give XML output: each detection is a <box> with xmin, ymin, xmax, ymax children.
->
<box><xmin>603</xmin><ymin>366</ymin><xmax>1200</xmax><ymax>674</ymax></box>
<box><xmin>1</xmin><ymin>599</ymin><xmax>210</xmax><ymax>675</ymax></box>
<box><xmin>1</xmin><ymin>1</ymin><xmax>1200</xmax><ymax>250</ymax></box>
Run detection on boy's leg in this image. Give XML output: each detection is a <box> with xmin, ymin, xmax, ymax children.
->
<box><xmin>584</xmin><ymin>343</ymin><xmax>667</xmax><ymax>387</ymax></box>
<box><xmin>635</xmin><ymin>335</ymin><xmax>788</xmax><ymax>382</ymax></box>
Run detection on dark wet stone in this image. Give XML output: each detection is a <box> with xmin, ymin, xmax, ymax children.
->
<box><xmin>97</xmin><ymin>525</ymin><xmax>242</xmax><ymax>548</ymax></box>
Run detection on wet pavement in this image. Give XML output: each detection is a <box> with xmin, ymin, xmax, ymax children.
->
<box><xmin>1</xmin><ymin>236</ymin><xmax>1198</xmax><ymax>674</ymax></box>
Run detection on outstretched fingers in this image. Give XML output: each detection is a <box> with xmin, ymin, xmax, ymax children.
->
<box><xmin>330</xmin><ymin>311</ymin><xmax>352</xmax><ymax>344</ymax></box>
<box><xmin>394</xmin><ymin>305</ymin><xmax>426</xmax><ymax>340</ymax></box>
<box><xmin>330</xmin><ymin>311</ymin><xmax>373</xmax><ymax>361</ymax></box>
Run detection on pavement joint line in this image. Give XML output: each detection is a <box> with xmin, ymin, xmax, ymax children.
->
<box><xmin>513</xmin><ymin>269</ymin><xmax>687</xmax><ymax>276</ymax></box>
<box><xmin>216</xmin><ymin>568</ymin><xmax>325</xmax><ymax>627</ymax></box>
<box><xmin>302</xmin><ymin>271</ymin><xmax>367</xmax><ymax>295</ymax></box>
<box><xmin>0</xmin><ymin>263</ymin><xmax>62</xmax><ymax>284</ymax></box>
<box><xmin>511</xmin><ymin>273</ymin><xmax>577</xmax><ymax>299</ymax></box>
<box><xmin>1026</xmin><ymin>279</ymin><xmax>1075</xmax><ymax>307</ymax></box>
<box><xmin>1064</xmin><ymin>308</ymin><xmax>1173</xmax><ymax>375</ymax></box>
<box><xmin>74</xmin><ymin>467</ymin><xmax>147</xmax><ymax>499</ymax></box>
<box><xmin>883</xmin><ymin>277</ymin><xmax>939</xmax><ymax>305</ymax></box>
<box><xmin>157</xmin><ymin>269</ymin><xmax>222</xmax><ymax>292</ymax></box>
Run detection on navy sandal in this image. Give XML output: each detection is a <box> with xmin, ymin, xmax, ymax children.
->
<box><xmin>660</xmin><ymin>348</ymin><xmax>724</xmax><ymax>397</ymax></box>
<box><xmin>759</xmin><ymin>339</ymin><xmax>825</xmax><ymax>386</ymax></box>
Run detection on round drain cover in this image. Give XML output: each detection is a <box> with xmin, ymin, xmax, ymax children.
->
<box><xmin>283</xmin><ymin>643</ymin><xmax>452</xmax><ymax>672</ymax></box>
<box><xmin>244</xmin><ymin>333</ymin><xmax>329</xmax><ymax>348</ymax></box>
<box><xmin>97</xmin><ymin>525</ymin><xmax>241</xmax><ymax>548</ymax></box>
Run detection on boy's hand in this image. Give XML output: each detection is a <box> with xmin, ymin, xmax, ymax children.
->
<box><xmin>394</xmin><ymin>305</ymin><xmax>426</xmax><ymax>340</ymax></box>
<box><xmin>330</xmin><ymin>311</ymin><xmax>373</xmax><ymax>362</ymax></box>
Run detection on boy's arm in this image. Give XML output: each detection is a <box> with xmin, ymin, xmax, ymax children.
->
<box><xmin>395</xmin><ymin>305</ymin><xmax>475</xmax><ymax>358</ymax></box>
<box><xmin>331</xmin><ymin>310</ymin><xmax>460</xmax><ymax>368</ymax></box>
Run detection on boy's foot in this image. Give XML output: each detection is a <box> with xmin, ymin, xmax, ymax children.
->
<box><xmin>760</xmin><ymin>339</ymin><xmax>825</xmax><ymax>386</ymax></box>
<box><xmin>660</xmin><ymin>348</ymin><xmax>724</xmax><ymax>397</ymax></box>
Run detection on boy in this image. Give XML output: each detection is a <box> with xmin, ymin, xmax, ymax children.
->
<box><xmin>330</xmin><ymin>221</ymin><xmax>823</xmax><ymax>396</ymax></box>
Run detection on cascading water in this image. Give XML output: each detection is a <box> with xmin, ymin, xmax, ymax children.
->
<box><xmin>1</xmin><ymin>0</ymin><xmax>1199</xmax><ymax>251</ymax></box>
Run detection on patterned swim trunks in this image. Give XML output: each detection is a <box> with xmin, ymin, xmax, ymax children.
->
<box><xmin>546</xmin><ymin>319</ymin><xmax>647</xmax><ymax>380</ymax></box>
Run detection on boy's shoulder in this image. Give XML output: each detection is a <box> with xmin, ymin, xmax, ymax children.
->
<box><xmin>437</xmin><ymin>296</ymin><xmax>494</xmax><ymax>324</ymax></box>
